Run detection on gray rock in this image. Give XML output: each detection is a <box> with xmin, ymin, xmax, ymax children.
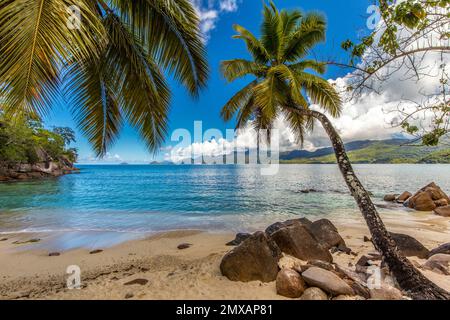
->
<box><xmin>220</xmin><ymin>232</ymin><xmax>282</xmax><ymax>282</ymax></box>
<box><xmin>124</xmin><ymin>278</ymin><xmax>149</xmax><ymax>286</ymax></box>
<box><xmin>276</xmin><ymin>269</ymin><xmax>306</xmax><ymax>298</ymax></box>
<box><xmin>390</xmin><ymin>232</ymin><xmax>429</xmax><ymax>259</ymax></box>
<box><xmin>299</xmin><ymin>287</ymin><xmax>328</xmax><ymax>300</ymax></box>
<box><xmin>270</xmin><ymin>223</ymin><xmax>332</xmax><ymax>262</ymax></box>
<box><xmin>265</xmin><ymin>218</ymin><xmax>312</xmax><ymax>237</ymax></box>
<box><xmin>309</xmin><ymin>219</ymin><xmax>347</xmax><ymax>250</ymax></box>
<box><xmin>301</xmin><ymin>267</ymin><xmax>354</xmax><ymax>296</ymax></box>
<box><xmin>429</xmin><ymin>242</ymin><xmax>450</xmax><ymax>257</ymax></box>
<box><xmin>369</xmin><ymin>284</ymin><xmax>404</xmax><ymax>300</ymax></box>
<box><xmin>226</xmin><ymin>233</ymin><xmax>251</xmax><ymax>246</ymax></box>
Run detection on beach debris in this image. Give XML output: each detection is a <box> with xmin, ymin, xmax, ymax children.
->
<box><xmin>12</xmin><ymin>238</ymin><xmax>40</xmax><ymax>245</ymax></box>
<box><xmin>177</xmin><ymin>243</ymin><xmax>192</xmax><ymax>250</ymax></box>
<box><xmin>48</xmin><ymin>252</ymin><xmax>60</xmax><ymax>257</ymax></box>
<box><xmin>220</xmin><ymin>231</ymin><xmax>281</xmax><ymax>282</ymax></box>
<box><xmin>299</xmin><ymin>287</ymin><xmax>328</xmax><ymax>300</ymax></box>
<box><xmin>226</xmin><ymin>233</ymin><xmax>251</xmax><ymax>246</ymax></box>
<box><xmin>89</xmin><ymin>249</ymin><xmax>103</xmax><ymax>254</ymax></box>
<box><xmin>389</xmin><ymin>232</ymin><xmax>429</xmax><ymax>259</ymax></box>
<box><xmin>363</xmin><ymin>236</ymin><xmax>371</xmax><ymax>242</ymax></box>
<box><xmin>270</xmin><ymin>222</ymin><xmax>332</xmax><ymax>262</ymax></box>
<box><xmin>124</xmin><ymin>278</ymin><xmax>149</xmax><ymax>286</ymax></box>
<box><xmin>125</xmin><ymin>293</ymin><xmax>134</xmax><ymax>299</ymax></box>
<box><xmin>422</xmin><ymin>254</ymin><xmax>450</xmax><ymax>275</ymax></box>
<box><xmin>276</xmin><ymin>269</ymin><xmax>306</xmax><ymax>298</ymax></box>
<box><xmin>429</xmin><ymin>242</ymin><xmax>450</xmax><ymax>257</ymax></box>
<box><xmin>301</xmin><ymin>267</ymin><xmax>354</xmax><ymax>296</ymax></box>
<box><xmin>434</xmin><ymin>205</ymin><xmax>450</xmax><ymax>217</ymax></box>
<box><xmin>265</xmin><ymin>218</ymin><xmax>312</xmax><ymax>237</ymax></box>
<box><xmin>369</xmin><ymin>284</ymin><xmax>404</xmax><ymax>300</ymax></box>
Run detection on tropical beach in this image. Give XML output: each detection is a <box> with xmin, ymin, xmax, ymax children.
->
<box><xmin>1</xmin><ymin>0</ymin><xmax>449</xmax><ymax>303</ymax></box>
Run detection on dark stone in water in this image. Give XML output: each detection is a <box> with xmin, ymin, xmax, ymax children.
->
<box><xmin>177</xmin><ymin>243</ymin><xmax>192</xmax><ymax>250</ymax></box>
<box><xmin>89</xmin><ymin>249</ymin><xmax>103</xmax><ymax>254</ymax></box>
<box><xmin>13</xmin><ymin>238</ymin><xmax>40</xmax><ymax>245</ymax></box>
<box><xmin>124</xmin><ymin>278</ymin><xmax>149</xmax><ymax>286</ymax></box>
<box><xmin>226</xmin><ymin>233</ymin><xmax>251</xmax><ymax>246</ymax></box>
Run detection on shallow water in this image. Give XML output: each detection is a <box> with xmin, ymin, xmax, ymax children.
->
<box><xmin>0</xmin><ymin>164</ymin><xmax>449</xmax><ymax>248</ymax></box>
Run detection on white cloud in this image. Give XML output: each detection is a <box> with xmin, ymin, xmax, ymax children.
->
<box><xmin>192</xmin><ymin>0</ymin><xmax>240</xmax><ymax>40</ymax></box>
<box><xmin>78</xmin><ymin>152</ymin><xmax>123</xmax><ymax>164</ymax></box>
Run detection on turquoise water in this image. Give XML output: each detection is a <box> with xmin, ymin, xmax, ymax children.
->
<box><xmin>0</xmin><ymin>164</ymin><xmax>449</xmax><ymax>248</ymax></box>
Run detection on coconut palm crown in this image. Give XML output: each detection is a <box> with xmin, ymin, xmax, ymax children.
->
<box><xmin>220</xmin><ymin>2</ymin><xmax>342</xmax><ymax>143</ymax></box>
<box><xmin>0</xmin><ymin>0</ymin><xmax>208</xmax><ymax>156</ymax></box>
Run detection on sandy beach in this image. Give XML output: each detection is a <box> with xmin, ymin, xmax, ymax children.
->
<box><xmin>1</xmin><ymin>211</ymin><xmax>449</xmax><ymax>300</ymax></box>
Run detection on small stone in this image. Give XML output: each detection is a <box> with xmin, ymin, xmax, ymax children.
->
<box><xmin>125</xmin><ymin>293</ymin><xmax>134</xmax><ymax>299</ymax></box>
<box><xmin>124</xmin><ymin>278</ymin><xmax>149</xmax><ymax>286</ymax></box>
<box><xmin>276</xmin><ymin>269</ymin><xmax>306</xmax><ymax>298</ymax></box>
<box><xmin>48</xmin><ymin>252</ymin><xmax>60</xmax><ymax>257</ymax></box>
<box><xmin>0</xmin><ymin>238</ymin><xmax>8</xmax><ymax>241</ymax></box>
<box><xmin>383</xmin><ymin>194</ymin><xmax>398</xmax><ymax>202</ymax></box>
<box><xmin>177</xmin><ymin>243</ymin><xmax>192</xmax><ymax>250</ymax></box>
<box><xmin>299</xmin><ymin>287</ymin><xmax>328</xmax><ymax>300</ymax></box>
<box><xmin>89</xmin><ymin>249</ymin><xmax>103</xmax><ymax>254</ymax></box>
<box><xmin>369</xmin><ymin>284</ymin><xmax>404</xmax><ymax>300</ymax></box>
<box><xmin>301</xmin><ymin>267</ymin><xmax>354</xmax><ymax>296</ymax></box>
<box><xmin>363</xmin><ymin>236</ymin><xmax>371</xmax><ymax>242</ymax></box>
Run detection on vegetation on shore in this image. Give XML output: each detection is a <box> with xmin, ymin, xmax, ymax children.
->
<box><xmin>0</xmin><ymin>113</ymin><xmax>77</xmax><ymax>165</ymax></box>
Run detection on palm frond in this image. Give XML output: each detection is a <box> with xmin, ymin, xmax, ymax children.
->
<box><xmin>221</xmin><ymin>80</ymin><xmax>257</xmax><ymax>122</ymax></box>
<box><xmin>221</xmin><ymin>59</ymin><xmax>267</xmax><ymax>82</ymax></box>
<box><xmin>110</xmin><ymin>0</ymin><xmax>208</xmax><ymax>97</ymax></box>
<box><xmin>282</xmin><ymin>12</ymin><xmax>326</xmax><ymax>62</ymax></box>
<box><xmin>232</xmin><ymin>24</ymin><xmax>270</xmax><ymax>64</ymax></box>
<box><xmin>0</xmin><ymin>0</ymin><xmax>105</xmax><ymax>117</ymax></box>
<box><xmin>261</xmin><ymin>1</ymin><xmax>282</xmax><ymax>59</ymax></box>
<box><xmin>289</xmin><ymin>60</ymin><xmax>327</xmax><ymax>74</ymax></box>
<box><xmin>65</xmin><ymin>61</ymin><xmax>122</xmax><ymax>157</ymax></box>
<box><xmin>298</xmin><ymin>72</ymin><xmax>342</xmax><ymax>117</ymax></box>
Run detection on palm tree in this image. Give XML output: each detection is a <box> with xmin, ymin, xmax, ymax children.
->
<box><xmin>0</xmin><ymin>0</ymin><xmax>208</xmax><ymax>156</ymax></box>
<box><xmin>220</xmin><ymin>2</ymin><xmax>449</xmax><ymax>300</ymax></box>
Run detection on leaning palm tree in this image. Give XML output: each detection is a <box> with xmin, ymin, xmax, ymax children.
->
<box><xmin>220</xmin><ymin>2</ymin><xmax>449</xmax><ymax>300</ymax></box>
<box><xmin>0</xmin><ymin>0</ymin><xmax>208</xmax><ymax>156</ymax></box>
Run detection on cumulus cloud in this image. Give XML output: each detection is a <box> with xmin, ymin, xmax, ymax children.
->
<box><xmin>78</xmin><ymin>152</ymin><xmax>123</xmax><ymax>164</ymax></box>
<box><xmin>192</xmin><ymin>0</ymin><xmax>240</xmax><ymax>40</ymax></box>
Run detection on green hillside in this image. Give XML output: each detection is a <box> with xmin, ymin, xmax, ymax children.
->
<box><xmin>281</xmin><ymin>139</ymin><xmax>450</xmax><ymax>164</ymax></box>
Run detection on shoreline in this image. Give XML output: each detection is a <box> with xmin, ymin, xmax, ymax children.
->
<box><xmin>0</xmin><ymin>215</ymin><xmax>449</xmax><ymax>300</ymax></box>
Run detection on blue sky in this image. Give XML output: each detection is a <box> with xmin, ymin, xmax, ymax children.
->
<box><xmin>44</xmin><ymin>0</ymin><xmax>375</xmax><ymax>163</ymax></box>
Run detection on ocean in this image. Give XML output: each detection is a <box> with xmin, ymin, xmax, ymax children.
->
<box><xmin>0</xmin><ymin>164</ymin><xmax>449</xmax><ymax>249</ymax></box>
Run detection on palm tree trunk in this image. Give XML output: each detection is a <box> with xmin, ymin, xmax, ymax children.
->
<box><xmin>288</xmin><ymin>106</ymin><xmax>449</xmax><ymax>300</ymax></box>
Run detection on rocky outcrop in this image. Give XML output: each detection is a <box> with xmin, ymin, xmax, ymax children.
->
<box><xmin>422</xmin><ymin>254</ymin><xmax>450</xmax><ymax>275</ymax></box>
<box><xmin>0</xmin><ymin>149</ymin><xmax>78</xmax><ymax>182</ymax></box>
<box><xmin>269</xmin><ymin>222</ymin><xmax>332</xmax><ymax>262</ymax></box>
<box><xmin>390</xmin><ymin>232</ymin><xmax>430</xmax><ymax>259</ymax></box>
<box><xmin>406</xmin><ymin>182</ymin><xmax>450</xmax><ymax>211</ymax></box>
<box><xmin>220</xmin><ymin>232</ymin><xmax>282</xmax><ymax>282</ymax></box>
<box><xmin>434</xmin><ymin>206</ymin><xmax>450</xmax><ymax>217</ymax></box>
